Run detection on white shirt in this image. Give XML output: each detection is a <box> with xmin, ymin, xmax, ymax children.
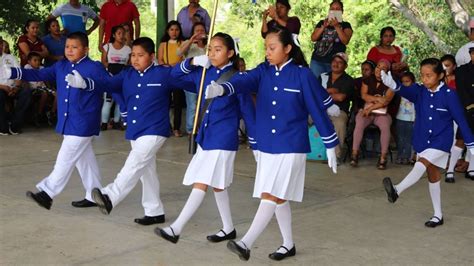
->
<box><xmin>103</xmin><ymin>43</ymin><xmax>131</xmax><ymax>65</ymax></box>
<box><xmin>0</xmin><ymin>53</ymin><xmax>19</xmax><ymax>87</ymax></box>
<box><xmin>24</xmin><ymin>64</ymin><xmax>47</xmax><ymax>89</ymax></box>
<box><xmin>455</xmin><ymin>41</ymin><xmax>474</xmax><ymax>66</ymax></box>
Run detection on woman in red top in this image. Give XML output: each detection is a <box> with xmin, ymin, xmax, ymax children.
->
<box><xmin>367</xmin><ymin>26</ymin><xmax>407</xmax><ymax>77</ymax></box>
<box><xmin>17</xmin><ymin>19</ymin><xmax>49</xmax><ymax>66</ymax></box>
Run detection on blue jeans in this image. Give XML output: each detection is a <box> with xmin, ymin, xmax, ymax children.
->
<box><xmin>185</xmin><ymin>90</ymin><xmax>197</xmax><ymax>133</ymax></box>
<box><xmin>310</xmin><ymin>59</ymin><xmax>331</xmax><ymax>79</ymax></box>
<box><xmin>396</xmin><ymin>119</ymin><xmax>414</xmax><ymax>160</ymax></box>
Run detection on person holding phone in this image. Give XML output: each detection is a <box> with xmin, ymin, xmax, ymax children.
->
<box><xmin>310</xmin><ymin>0</ymin><xmax>353</xmax><ymax>79</ymax></box>
<box><xmin>261</xmin><ymin>0</ymin><xmax>300</xmax><ymax>38</ymax></box>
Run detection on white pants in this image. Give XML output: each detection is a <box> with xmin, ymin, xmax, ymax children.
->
<box><xmin>102</xmin><ymin>135</ymin><xmax>166</xmax><ymax>216</ymax></box>
<box><xmin>37</xmin><ymin>135</ymin><xmax>102</xmax><ymax>201</ymax></box>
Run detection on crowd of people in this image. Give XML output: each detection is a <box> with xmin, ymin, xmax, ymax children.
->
<box><xmin>0</xmin><ymin>0</ymin><xmax>474</xmax><ymax>262</ymax></box>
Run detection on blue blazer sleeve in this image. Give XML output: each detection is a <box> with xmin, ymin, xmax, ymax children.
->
<box><xmin>237</xmin><ymin>93</ymin><xmax>257</xmax><ymax>150</ymax></box>
<box><xmin>221</xmin><ymin>64</ymin><xmax>263</xmax><ymax>95</ymax></box>
<box><xmin>395</xmin><ymin>82</ymin><xmax>421</xmax><ymax>104</ymax></box>
<box><xmin>11</xmin><ymin>65</ymin><xmax>56</xmax><ymax>82</ymax></box>
<box><xmin>447</xmin><ymin>90</ymin><xmax>474</xmax><ymax>148</ymax></box>
<box><xmin>171</xmin><ymin>59</ymin><xmax>200</xmax><ymax>93</ymax></box>
<box><xmin>85</xmin><ymin>69</ymin><xmax>124</xmax><ymax>94</ymax></box>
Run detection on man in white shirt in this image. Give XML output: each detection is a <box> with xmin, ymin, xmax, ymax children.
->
<box><xmin>455</xmin><ymin>17</ymin><xmax>474</xmax><ymax>66</ymax></box>
<box><xmin>0</xmin><ymin>37</ymin><xmax>32</xmax><ymax>135</ymax></box>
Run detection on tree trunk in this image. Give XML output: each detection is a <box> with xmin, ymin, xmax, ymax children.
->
<box><xmin>445</xmin><ymin>0</ymin><xmax>470</xmax><ymax>36</ymax></box>
<box><xmin>389</xmin><ymin>0</ymin><xmax>451</xmax><ymax>54</ymax></box>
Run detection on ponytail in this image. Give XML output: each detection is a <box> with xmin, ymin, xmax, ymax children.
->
<box><xmin>266</xmin><ymin>25</ymin><xmax>308</xmax><ymax>67</ymax></box>
<box><xmin>212</xmin><ymin>32</ymin><xmax>241</xmax><ymax>70</ymax></box>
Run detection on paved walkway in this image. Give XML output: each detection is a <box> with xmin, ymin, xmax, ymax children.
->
<box><xmin>1</xmin><ymin>128</ymin><xmax>473</xmax><ymax>265</ymax></box>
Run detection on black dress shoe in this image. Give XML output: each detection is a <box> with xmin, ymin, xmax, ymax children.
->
<box><xmin>207</xmin><ymin>229</ymin><xmax>236</xmax><ymax>242</ymax></box>
<box><xmin>71</xmin><ymin>199</ymin><xmax>97</xmax><ymax>208</ymax></box>
<box><xmin>466</xmin><ymin>171</ymin><xmax>474</xmax><ymax>180</ymax></box>
<box><xmin>383</xmin><ymin>177</ymin><xmax>398</xmax><ymax>203</ymax></box>
<box><xmin>155</xmin><ymin>227</ymin><xmax>179</xmax><ymax>244</ymax></box>
<box><xmin>26</xmin><ymin>191</ymin><xmax>52</xmax><ymax>210</ymax></box>
<box><xmin>425</xmin><ymin>216</ymin><xmax>444</xmax><ymax>228</ymax></box>
<box><xmin>134</xmin><ymin>215</ymin><xmax>165</xmax><ymax>225</ymax></box>
<box><xmin>91</xmin><ymin>188</ymin><xmax>112</xmax><ymax>215</ymax></box>
<box><xmin>444</xmin><ymin>177</ymin><xmax>455</xmax><ymax>183</ymax></box>
<box><xmin>269</xmin><ymin>245</ymin><xmax>296</xmax><ymax>261</ymax></box>
<box><xmin>227</xmin><ymin>240</ymin><xmax>250</xmax><ymax>261</ymax></box>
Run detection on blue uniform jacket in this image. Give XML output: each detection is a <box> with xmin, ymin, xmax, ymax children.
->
<box><xmin>220</xmin><ymin>59</ymin><xmax>339</xmax><ymax>154</ymax></box>
<box><xmin>87</xmin><ymin>63</ymin><xmax>193</xmax><ymax>140</ymax></box>
<box><xmin>172</xmin><ymin>59</ymin><xmax>257</xmax><ymax>151</ymax></box>
<box><xmin>395</xmin><ymin>82</ymin><xmax>474</xmax><ymax>152</ymax></box>
<box><xmin>10</xmin><ymin>57</ymin><xmax>109</xmax><ymax>137</ymax></box>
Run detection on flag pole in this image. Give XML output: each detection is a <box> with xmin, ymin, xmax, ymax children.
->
<box><xmin>189</xmin><ymin>0</ymin><xmax>219</xmax><ymax>154</ymax></box>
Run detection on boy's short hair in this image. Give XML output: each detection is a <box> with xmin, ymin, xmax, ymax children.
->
<box><xmin>132</xmin><ymin>37</ymin><xmax>155</xmax><ymax>54</ymax></box>
<box><xmin>67</xmin><ymin>32</ymin><xmax>89</xmax><ymax>47</ymax></box>
<box><xmin>27</xmin><ymin>51</ymin><xmax>41</xmax><ymax>61</ymax></box>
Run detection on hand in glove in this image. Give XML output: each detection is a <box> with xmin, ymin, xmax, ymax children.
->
<box><xmin>192</xmin><ymin>55</ymin><xmax>211</xmax><ymax>69</ymax></box>
<box><xmin>205</xmin><ymin>81</ymin><xmax>224</xmax><ymax>99</ymax></box>
<box><xmin>381</xmin><ymin>70</ymin><xmax>397</xmax><ymax>90</ymax></box>
<box><xmin>65</xmin><ymin>70</ymin><xmax>87</xmax><ymax>89</ymax></box>
<box><xmin>0</xmin><ymin>65</ymin><xmax>12</xmax><ymax>80</ymax></box>
<box><xmin>326</xmin><ymin>147</ymin><xmax>337</xmax><ymax>174</ymax></box>
<box><xmin>327</xmin><ymin>104</ymin><xmax>340</xmax><ymax>117</ymax></box>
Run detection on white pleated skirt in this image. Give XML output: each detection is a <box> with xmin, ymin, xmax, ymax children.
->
<box><xmin>183</xmin><ymin>145</ymin><xmax>236</xmax><ymax>189</ymax></box>
<box><xmin>418</xmin><ymin>148</ymin><xmax>449</xmax><ymax>168</ymax></box>
<box><xmin>253</xmin><ymin>152</ymin><xmax>306</xmax><ymax>202</ymax></box>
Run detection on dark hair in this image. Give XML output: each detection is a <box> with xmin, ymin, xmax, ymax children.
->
<box><xmin>330</xmin><ymin>0</ymin><xmax>343</xmax><ymax>12</ymax></box>
<box><xmin>276</xmin><ymin>0</ymin><xmax>291</xmax><ymax>10</ymax></box>
<box><xmin>27</xmin><ymin>51</ymin><xmax>41</xmax><ymax>61</ymax></box>
<box><xmin>211</xmin><ymin>32</ymin><xmax>240</xmax><ymax>70</ymax></box>
<box><xmin>361</xmin><ymin>60</ymin><xmax>376</xmax><ymax>70</ymax></box>
<box><xmin>44</xmin><ymin>18</ymin><xmax>59</xmax><ymax>34</ymax></box>
<box><xmin>132</xmin><ymin>37</ymin><xmax>155</xmax><ymax>54</ymax></box>
<box><xmin>160</xmin><ymin>20</ymin><xmax>185</xmax><ymax>43</ymax></box>
<box><xmin>23</xmin><ymin>19</ymin><xmax>39</xmax><ymax>34</ymax></box>
<box><xmin>420</xmin><ymin>58</ymin><xmax>445</xmax><ymax>81</ymax></box>
<box><xmin>379</xmin><ymin>26</ymin><xmax>396</xmax><ymax>45</ymax></box>
<box><xmin>266</xmin><ymin>25</ymin><xmax>308</xmax><ymax>67</ymax></box>
<box><xmin>191</xmin><ymin>22</ymin><xmax>208</xmax><ymax>45</ymax></box>
<box><xmin>109</xmin><ymin>25</ymin><xmax>125</xmax><ymax>44</ymax></box>
<box><xmin>400</xmin><ymin>71</ymin><xmax>415</xmax><ymax>83</ymax></box>
<box><xmin>440</xmin><ymin>54</ymin><xmax>456</xmax><ymax>66</ymax></box>
<box><xmin>67</xmin><ymin>31</ymin><xmax>89</xmax><ymax>47</ymax></box>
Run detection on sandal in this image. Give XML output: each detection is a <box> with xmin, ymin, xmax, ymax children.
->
<box><xmin>455</xmin><ymin>160</ymin><xmax>469</xmax><ymax>173</ymax></box>
<box><xmin>350</xmin><ymin>154</ymin><xmax>358</xmax><ymax>167</ymax></box>
<box><xmin>377</xmin><ymin>158</ymin><xmax>387</xmax><ymax>170</ymax></box>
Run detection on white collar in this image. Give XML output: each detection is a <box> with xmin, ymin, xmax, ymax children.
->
<box><xmin>428</xmin><ymin>82</ymin><xmax>444</xmax><ymax>93</ymax></box>
<box><xmin>219</xmin><ymin>62</ymin><xmax>233</xmax><ymax>71</ymax></box>
<box><xmin>72</xmin><ymin>55</ymin><xmax>87</xmax><ymax>65</ymax></box>
<box><xmin>138</xmin><ymin>63</ymin><xmax>154</xmax><ymax>74</ymax></box>
<box><xmin>274</xmin><ymin>58</ymin><xmax>293</xmax><ymax>71</ymax></box>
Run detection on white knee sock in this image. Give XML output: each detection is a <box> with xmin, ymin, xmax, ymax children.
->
<box><xmin>164</xmin><ymin>188</ymin><xmax>206</xmax><ymax>236</ymax></box>
<box><xmin>395</xmin><ymin>162</ymin><xmax>426</xmax><ymax>195</ymax></box>
<box><xmin>239</xmin><ymin>199</ymin><xmax>277</xmax><ymax>250</ymax></box>
<box><xmin>447</xmin><ymin>146</ymin><xmax>463</xmax><ymax>176</ymax></box>
<box><xmin>214</xmin><ymin>189</ymin><xmax>234</xmax><ymax>236</ymax></box>
<box><xmin>467</xmin><ymin>152</ymin><xmax>474</xmax><ymax>174</ymax></box>
<box><xmin>429</xmin><ymin>181</ymin><xmax>442</xmax><ymax>220</ymax></box>
<box><xmin>275</xmin><ymin>201</ymin><xmax>294</xmax><ymax>253</ymax></box>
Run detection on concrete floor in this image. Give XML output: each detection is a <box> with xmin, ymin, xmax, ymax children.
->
<box><xmin>0</xmin><ymin>128</ymin><xmax>473</xmax><ymax>265</ymax></box>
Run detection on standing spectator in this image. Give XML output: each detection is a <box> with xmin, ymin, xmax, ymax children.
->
<box><xmin>455</xmin><ymin>17</ymin><xmax>474</xmax><ymax>66</ymax></box>
<box><xmin>0</xmin><ymin>38</ymin><xmax>32</xmax><ymax>135</ymax></box>
<box><xmin>17</xmin><ymin>19</ymin><xmax>49</xmax><ymax>67</ymax></box>
<box><xmin>177</xmin><ymin>0</ymin><xmax>211</xmax><ymax>39</ymax></box>
<box><xmin>319</xmin><ymin>52</ymin><xmax>354</xmax><ymax>161</ymax></box>
<box><xmin>261</xmin><ymin>0</ymin><xmax>300</xmax><ymax>38</ymax></box>
<box><xmin>98</xmin><ymin>0</ymin><xmax>140</xmax><ymax>51</ymax></box>
<box><xmin>441</xmin><ymin>54</ymin><xmax>457</xmax><ymax>90</ymax></box>
<box><xmin>48</xmin><ymin>0</ymin><xmax>99</xmax><ymax>35</ymax></box>
<box><xmin>395</xmin><ymin>71</ymin><xmax>416</xmax><ymax>165</ymax></box>
<box><xmin>42</xmin><ymin>18</ymin><xmax>66</xmax><ymax>67</ymax></box>
<box><xmin>310</xmin><ymin>0</ymin><xmax>353</xmax><ymax>78</ymax></box>
<box><xmin>367</xmin><ymin>26</ymin><xmax>408</xmax><ymax>77</ymax></box>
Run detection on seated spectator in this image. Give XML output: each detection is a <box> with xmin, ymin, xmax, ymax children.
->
<box><xmin>440</xmin><ymin>54</ymin><xmax>457</xmax><ymax>90</ymax></box>
<box><xmin>0</xmin><ymin>38</ymin><xmax>32</xmax><ymax>135</ymax></box>
<box><xmin>319</xmin><ymin>52</ymin><xmax>354</xmax><ymax>161</ymax></box>
<box><xmin>17</xmin><ymin>19</ymin><xmax>49</xmax><ymax>66</ymax></box>
<box><xmin>367</xmin><ymin>26</ymin><xmax>408</xmax><ymax>78</ymax></box>
<box><xmin>310</xmin><ymin>0</ymin><xmax>353</xmax><ymax>78</ymax></box>
<box><xmin>353</xmin><ymin>60</ymin><xmax>376</xmax><ymax>114</ymax></box>
<box><xmin>350</xmin><ymin>59</ymin><xmax>395</xmax><ymax>170</ymax></box>
<box><xmin>42</xmin><ymin>18</ymin><xmax>66</xmax><ymax>67</ymax></box>
<box><xmin>395</xmin><ymin>71</ymin><xmax>416</xmax><ymax>165</ymax></box>
<box><xmin>2</xmin><ymin>39</ymin><xmax>11</xmax><ymax>54</ymax></box>
<box><xmin>24</xmin><ymin>52</ymin><xmax>55</xmax><ymax>127</ymax></box>
<box><xmin>261</xmin><ymin>0</ymin><xmax>300</xmax><ymax>38</ymax></box>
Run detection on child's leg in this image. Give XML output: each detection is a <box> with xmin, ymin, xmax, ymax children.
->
<box><xmin>275</xmin><ymin>201</ymin><xmax>294</xmax><ymax>251</ymax></box>
<box><xmin>212</xmin><ymin>188</ymin><xmax>234</xmax><ymax>235</ymax></box>
<box><xmin>139</xmin><ymin>156</ymin><xmax>164</xmax><ymax>217</ymax></box>
<box><xmin>36</xmin><ymin>135</ymin><xmax>94</xmax><ymax>198</ymax></box>
<box><xmin>101</xmin><ymin>136</ymin><xmax>166</xmax><ymax>207</ymax></box>
<box><xmin>394</xmin><ymin>159</ymin><xmax>428</xmax><ymax>194</ymax></box>
<box><xmin>446</xmin><ymin>141</ymin><xmax>464</xmax><ymax>178</ymax></box>
<box><xmin>113</xmin><ymin>103</ymin><xmax>121</xmax><ymax>123</ymax></box>
<box><xmin>38</xmin><ymin>91</ymin><xmax>48</xmax><ymax>115</ymax></box>
<box><xmin>75</xmin><ymin>140</ymin><xmax>102</xmax><ymax>202</ymax></box>
<box><xmin>426</xmin><ymin>164</ymin><xmax>443</xmax><ymax>221</ymax></box>
<box><xmin>101</xmin><ymin>93</ymin><xmax>112</xmax><ymax>124</ymax></box>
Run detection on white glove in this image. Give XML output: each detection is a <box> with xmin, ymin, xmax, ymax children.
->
<box><xmin>192</xmin><ymin>55</ymin><xmax>211</xmax><ymax>69</ymax></box>
<box><xmin>327</xmin><ymin>104</ymin><xmax>340</xmax><ymax>117</ymax></box>
<box><xmin>381</xmin><ymin>70</ymin><xmax>397</xmax><ymax>90</ymax></box>
<box><xmin>253</xmin><ymin>150</ymin><xmax>259</xmax><ymax>163</ymax></box>
<box><xmin>65</xmin><ymin>70</ymin><xmax>87</xmax><ymax>89</ymax></box>
<box><xmin>205</xmin><ymin>81</ymin><xmax>224</xmax><ymax>99</ymax></box>
<box><xmin>326</xmin><ymin>147</ymin><xmax>337</xmax><ymax>174</ymax></box>
<box><xmin>0</xmin><ymin>65</ymin><xmax>12</xmax><ymax>80</ymax></box>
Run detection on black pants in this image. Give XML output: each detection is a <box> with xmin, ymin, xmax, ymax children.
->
<box><xmin>0</xmin><ymin>88</ymin><xmax>32</xmax><ymax>131</ymax></box>
<box><xmin>172</xmin><ymin>89</ymin><xmax>185</xmax><ymax>131</ymax></box>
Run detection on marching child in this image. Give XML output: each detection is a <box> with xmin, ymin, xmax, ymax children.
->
<box><xmin>205</xmin><ymin>26</ymin><xmax>338</xmax><ymax>261</ymax></box>
<box><xmin>66</xmin><ymin>37</ymin><xmax>193</xmax><ymax>225</ymax></box>
<box><xmin>381</xmin><ymin>58</ymin><xmax>474</xmax><ymax>227</ymax></box>
<box><xmin>0</xmin><ymin>32</ymin><xmax>108</xmax><ymax>209</ymax></box>
<box><xmin>156</xmin><ymin>32</ymin><xmax>257</xmax><ymax>243</ymax></box>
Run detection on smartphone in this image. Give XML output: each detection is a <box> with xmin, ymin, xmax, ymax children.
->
<box><xmin>328</xmin><ymin>10</ymin><xmax>343</xmax><ymax>23</ymax></box>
